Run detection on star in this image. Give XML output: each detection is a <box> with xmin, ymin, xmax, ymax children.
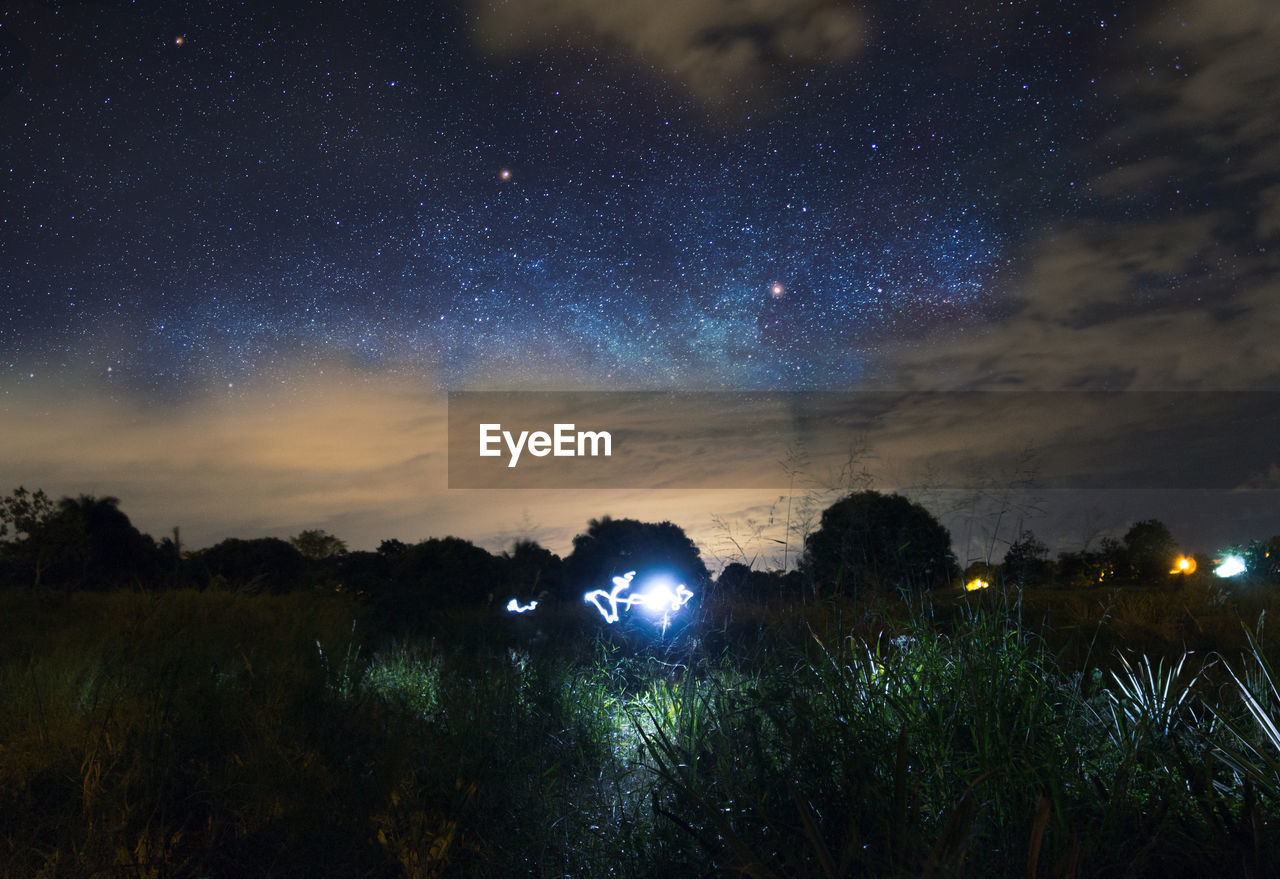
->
<box><xmin>0</xmin><ymin>0</ymin><xmax>1268</xmax><ymax>557</ymax></box>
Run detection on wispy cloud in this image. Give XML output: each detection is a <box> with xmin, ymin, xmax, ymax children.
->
<box><xmin>472</xmin><ymin>0</ymin><xmax>864</xmax><ymax>106</ymax></box>
<box><xmin>883</xmin><ymin>0</ymin><xmax>1280</xmax><ymax>392</ymax></box>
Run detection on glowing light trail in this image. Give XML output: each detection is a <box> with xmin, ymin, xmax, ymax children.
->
<box><xmin>584</xmin><ymin>571</ymin><xmax>693</xmax><ymax>633</ymax></box>
<box><xmin>506</xmin><ymin>598</ymin><xmax>538</xmax><ymax>613</ymax></box>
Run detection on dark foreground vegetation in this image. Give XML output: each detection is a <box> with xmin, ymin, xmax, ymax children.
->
<box><xmin>3</xmin><ymin>487</ymin><xmax>1280</xmax><ymax>877</ymax></box>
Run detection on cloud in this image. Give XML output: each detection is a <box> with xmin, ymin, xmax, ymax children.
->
<box><xmin>890</xmin><ymin>273</ymin><xmax>1280</xmax><ymax>391</ymax></box>
<box><xmin>0</xmin><ymin>369</ymin><xmax>447</xmax><ymax>548</ymax></box>
<box><xmin>1131</xmin><ymin>0</ymin><xmax>1280</xmax><ymax>188</ymax></box>
<box><xmin>1143</xmin><ymin>0</ymin><xmax>1280</xmax><ymax>140</ymax></box>
<box><xmin>472</xmin><ymin>0</ymin><xmax>865</xmax><ymax>104</ymax></box>
<box><xmin>0</xmin><ymin>368</ymin><xmax>793</xmax><ymax>561</ymax></box>
<box><xmin>880</xmin><ymin>0</ymin><xmax>1280</xmax><ymax>393</ymax></box>
<box><xmin>4</xmin><ymin>369</ymin><xmax>1276</xmax><ymax>566</ymax></box>
<box><xmin>1257</xmin><ymin>184</ymin><xmax>1280</xmax><ymax>238</ymax></box>
<box><xmin>1238</xmin><ymin>463</ymin><xmax>1280</xmax><ymax>490</ymax></box>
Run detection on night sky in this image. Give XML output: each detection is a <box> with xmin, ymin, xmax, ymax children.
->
<box><xmin>2</xmin><ymin>0</ymin><xmax>1277</xmax><ymax>562</ymax></box>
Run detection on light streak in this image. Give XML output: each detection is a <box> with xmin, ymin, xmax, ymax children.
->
<box><xmin>505</xmin><ymin>598</ymin><xmax>538</xmax><ymax>613</ymax></box>
<box><xmin>584</xmin><ymin>571</ymin><xmax>693</xmax><ymax>633</ymax></box>
<box><xmin>1215</xmin><ymin>555</ymin><xmax>1246</xmax><ymax>578</ymax></box>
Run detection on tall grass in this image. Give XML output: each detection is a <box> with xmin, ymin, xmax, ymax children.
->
<box><xmin>1</xmin><ymin>588</ymin><xmax>1277</xmax><ymax>877</ymax></box>
<box><xmin>1208</xmin><ymin>622</ymin><xmax>1280</xmax><ymax>879</ymax></box>
<box><xmin>0</xmin><ymin>588</ymin><xmax>387</xmax><ymax>878</ymax></box>
<box><xmin>633</xmin><ymin>604</ymin><xmax>1278</xmax><ymax>878</ymax></box>
<box><xmin>635</xmin><ymin>611</ymin><xmax>1086</xmax><ymax>877</ymax></box>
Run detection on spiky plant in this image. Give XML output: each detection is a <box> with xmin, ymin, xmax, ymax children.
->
<box><xmin>1212</xmin><ymin>625</ymin><xmax>1280</xmax><ymax>801</ymax></box>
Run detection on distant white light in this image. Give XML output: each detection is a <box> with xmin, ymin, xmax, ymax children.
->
<box><xmin>1215</xmin><ymin>556</ymin><xmax>1246</xmax><ymax>578</ymax></box>
<box><xmin>505</xmin><ymin>598</ymin><xmax>538</xmax><ymax>613</ymax></box>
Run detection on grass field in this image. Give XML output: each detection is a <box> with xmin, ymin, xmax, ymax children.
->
<box><xmin>2</xmin><ymin>582</ymin><xmax>1279</xmax><ymax>878</ymax></box>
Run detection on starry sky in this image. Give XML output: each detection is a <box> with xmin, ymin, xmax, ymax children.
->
<box><xmin>2</xmin><ymin>0</ymin><xmax>1278</xmax><ymax>564</ymax></box>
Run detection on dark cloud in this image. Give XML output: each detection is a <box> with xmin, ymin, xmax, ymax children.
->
<box><xmin>1142</xmin><ymin>0</ymin><xmax>1280</xmax><ymax>178</ymax></box>
<box><xmin>882</xmin><ymin>0</ymin><xmax>1280</xmax><ymax>392</ymax></box>
<box><xmin>889</xmin><ymin>264</ymin><xmax>1280</xmax><ymax>391</ymax></box>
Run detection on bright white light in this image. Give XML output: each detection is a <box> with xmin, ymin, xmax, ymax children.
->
<box><xmin>635</xmin><ymin>577</ymin><xmax>694</xmax><ymax>616</ymax></box>
<box><xmin>505</xmin><ymin>598</ymin><xmax>538</xmax><ymax>613</ymax></box>
<box><xmin>584</xmin><ymin>571</ymin><xmax>693</xmax><ymax>633</ymax></box>
<box><xmin>1215</xmin><ymin>555</ymin><xmax>1246</xmax><ymax>578</ymax></box>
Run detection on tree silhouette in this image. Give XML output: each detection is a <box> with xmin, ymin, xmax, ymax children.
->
<box><xmin>196</xmin><ymin>537</ymin><xmax>305</xmax><ymax>593</ymax></box>
<box><xmin>1247</xmin><ymin>536</ymin><xmax>1280</xmax><ymax>583</ymax></box>
<box><xmin>1123</xmin><ymin>519</ymin><xmax>1177</xmax><ymax>584</ymax></box>
<box><xmin>801</xmin><ymin>491</ymin><xmax>955</xmax><ymax>597</ymax></box>
<box><xmin>563</xmin><ymin>516</ymin><xmax>708</xmax><ymax>594</ymax></box>
<box><xmin>0</xmin><ymin>486</ymin><xmax>55</xmax><ymax>542</ymax></box>
<box><xmin>290</xmin><ymin>529</ymin><xmax>348</xmax><ymax>560</ymax></box>
<box><xmin>715</xmin><ymin>561</ymin><xmax>798</xmax><ymax>601</ymax></box>
<box><xmin>40</xmin><ymin>495</ymin><xmax>161</xmax><ymax>591</ymax></box>
<box><xmin>0</xmin><ymin>486</ymin><xmax>57</xmax><ymax>588</ymax></box>
<box><xmin>717</xmin><ymin>561</ymin><xmax>753</xmax><ymax>594</ymax></box>
<box><xmin>1003</xmin><ymin>529</ymin><xmax>1052</xmax><ymax>587</ymax></box>
<box><xmin>377</xmin><ymin>538</ymin><xmax>409</xmax><ymax>562</ymax></box>
<box><xmin>392</xmin><ymin>536</ymin><xmax>501</xmax><ymax>605</ymax></box>
<box><xmin>364</xmin><ymin>537</ymin><xmax>502</xmax><ymax>633</ymax></box>
<box><xmin>500</xmin><ymin>539</ymin><xmax>564</xmax><ymax>601</ymax></box>
<box><xmin>336</xmin><ymin>550</ymin><xmax>392</xmax><ymax>596</ymax></box>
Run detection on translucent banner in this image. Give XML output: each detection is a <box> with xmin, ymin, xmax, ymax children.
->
<box><xmin>447</xmin><ymin>391</ymin><xmax>1280</xmax><ymax>490</ymax></box>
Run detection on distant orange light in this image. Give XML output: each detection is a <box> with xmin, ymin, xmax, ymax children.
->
<box><xmin>965</xmin><ymin>578</ymin><xmax>990</xmax><ymax>592</ymax></box>
<box><xmin>1171</xmin><ymin>555</ymin><xmax>1196</xmax><ymax>575</ymax></box>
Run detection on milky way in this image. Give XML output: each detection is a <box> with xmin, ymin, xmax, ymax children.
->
<box><xmin>1</xmin><ymin>0</ymin><xmax>1118</xmax><ymax>394</ymax></box>
<box><xmin>5</xmin><ymin>0</ymin><xmax>1279</xmax><ymax>554</ymax></box>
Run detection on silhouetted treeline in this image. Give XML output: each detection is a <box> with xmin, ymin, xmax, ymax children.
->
<box><xmin>3</xmin><ymin>487</ymin><xmax>1279</xmax><ymax>621</ymax></box>
<box><xmin>993</xmin><ymin>522</ymin><xmax>1280</xmax><ymax>589</ymax></box>
<box><xmin>0</xmin><ymin>491</ymin><xmax>174</xmax><ymax>593</ymax></box>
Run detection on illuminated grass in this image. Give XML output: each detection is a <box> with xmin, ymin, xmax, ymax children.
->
<box><xmin>1213</xmin><ymin>624</ymin><xmax>1280</xmax><ymax>802</ymax></box>
<box><xmin>362</xmin><ymin>643</ymin><xmax>444</xmax><ymax>718</ymax></box>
